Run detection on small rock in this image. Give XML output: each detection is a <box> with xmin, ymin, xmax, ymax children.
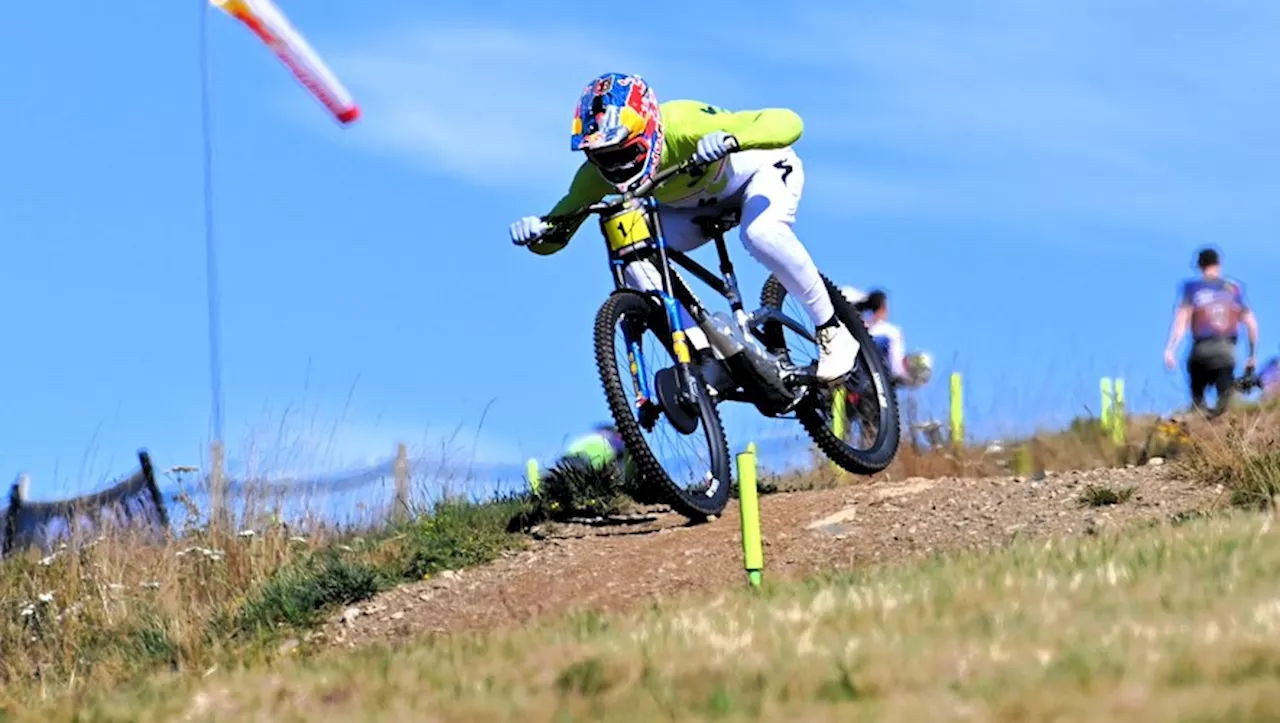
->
<box><xmin>1147</xmin><ymin>457</ymin><xmax>1165</xmax><ymax>466</ymax></box>
<box><xmin>341</xmin><ymin>607</ymin><xmax>362</xmax><ymax>624</ymax></box>
<box><xmin>440</xmin><ymin>570</ymin><xmax>460</xmax><ymax>581</ymax></box>
<box><xmin>391</xmin><ymin>611</ymin><xmax>405</xmax><ymax>621</ymax></box>
<box><xmin>276</xmin><ymin>638</ymin><xmax>300</xmax><ymax>656</ymax></box>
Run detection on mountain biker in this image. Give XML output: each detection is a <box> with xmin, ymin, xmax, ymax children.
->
<box><xmin>1163</xmin><ymin>247</ymin><xmax>1259</xmax><ymax>415</ymax></box>
<box><xmin>508</xmin><ymin>72</ymin><xmax>858</xmax><ymax>383</ymax></box>
<box><xmin>840</xmin><ymin>286</ymin><xmax>929</xmax><ymax>388</ymax></box>
<box><xmin>562</xmin><ymin>423</ymin><xmax>628</xmax><ymax>470</ymax></box>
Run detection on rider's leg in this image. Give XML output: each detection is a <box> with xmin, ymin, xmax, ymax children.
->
<box><xmin>736</xmin><ymin>149</ymin><xmax>856</xmax><ymax>382</ymax></box>
<box><xmin>1212</xmin><ymin>364</ymin><xmax>1236</xmax><ymax>415</ymax></box>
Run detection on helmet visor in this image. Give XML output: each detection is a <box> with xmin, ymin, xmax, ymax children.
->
<box><xmin>586</xmin><ymin>138</ymin><xmax>648</xmax><ymax>183</ymax></box>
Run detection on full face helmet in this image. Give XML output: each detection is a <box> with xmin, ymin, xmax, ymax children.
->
<box><xmin>592</xmin><ymin>422</ymin><xmax>627</xmax><ymax>457</ymax></box>
<box><xmin>904</xmin><ymin>351</ymin><xmax>934</xmax><ymax>386</ymax></box>
<box><xmin>571</xmin><ymin>72</ymin><xmax>665</xmax><ymax>190</ymax></box>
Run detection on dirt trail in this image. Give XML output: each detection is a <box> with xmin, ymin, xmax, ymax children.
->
<box><xmin>323</xmin><ymin>462</ymin><xmax>1220</xmax><ymax>648</ymax></box>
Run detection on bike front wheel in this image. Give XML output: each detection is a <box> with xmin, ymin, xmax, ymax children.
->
<box><xmin>759</xmin><ymin>273</ymin><xmax>900</xmax><ymax>474</ymax></box>
<box><xmin>593</xmin><ymin>289</ymin><xmax>733</xmax><ymax>520</ymax></box>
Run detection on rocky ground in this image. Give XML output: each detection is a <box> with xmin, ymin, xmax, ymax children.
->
<box><xmin>322</xmin><ymin>460</ymin><xmax>1223</xmax><ymax>648</ymax></box>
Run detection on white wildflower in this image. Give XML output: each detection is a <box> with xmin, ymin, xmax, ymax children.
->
<box><xmin>37</xmin><ymin>592</ymin><xmax>54</xmax><ymax>604</ymax></box>
<box><xmin>237</xmin><ymin>529</ymin><xmax>256</xmax><ymax>538</ymax></box>
<box><xmin>39</xmin><ymin>554</ymin><xmax>57</xmax><ymax>567</ymax></box>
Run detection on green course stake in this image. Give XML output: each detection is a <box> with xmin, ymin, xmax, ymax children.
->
<box><xmin>1112</xmin><ymin>378</ymin><xmax>1126</xmax><ymax>445</ymax></box>
<box><xmin>949</xmin><ymin>372</ymin><xmax>964</xmax><ymax>449</ymax></box>
<box><xmin>737</xmin><ymin>442</ymin><xmax>764</xmax><ymax>588</ymax></box>
<box><xmin>526</xmin><ymin>458</ymin><xmax>541</xmax><ymax>496</ymax></box>
<box><xmin>1100</xmin><ymin>376</ymin><xmax>1114</xmax><ymax>433</ymax></box>
<box><xmin>830</xmin><ymin>391</ymin><xmax>848</xmax><ymax>475</ymax></box>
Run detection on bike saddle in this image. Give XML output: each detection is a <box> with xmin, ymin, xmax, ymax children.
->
<box><xmin>692</xmin><ymin>207</ymin><xmax>742</xmax><ymax>238</ymax></box>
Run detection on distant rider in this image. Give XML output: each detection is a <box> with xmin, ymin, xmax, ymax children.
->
<box><xmin>1163</xmin><ymin>247</ymin><xmax>1259</xmax><ymax>415</ymax></box>
<box><xmin>561</xmin><ymin>424</ymin><xmax>628</xmax><ymax>470</ymax></box>
<box><xmin>841</xmin><ymin>286</ymin><xmax>931</xmax><ymax>388</ymax></box>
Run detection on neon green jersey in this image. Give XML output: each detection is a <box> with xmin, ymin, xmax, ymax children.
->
<box><xmin>530</xmin><ymin>99</ymin><xmax>804</xmax><ymax>255</ymax></box>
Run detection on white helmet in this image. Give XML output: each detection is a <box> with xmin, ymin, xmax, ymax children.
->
<box><xmin>905</xmin><ymin>350</ymin><xmax>933</xmax><ymax>386</ymax></box>
<box><xmin>840</xmin><ymin>285</ymin><xmax>868</xmax><ymax>306</ymax></box>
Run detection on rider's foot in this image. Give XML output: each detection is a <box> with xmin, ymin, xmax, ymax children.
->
<box><xmin>815</xmin><ymin>317</ymin><xmax>859</xmax><ymax>383</ymax></box>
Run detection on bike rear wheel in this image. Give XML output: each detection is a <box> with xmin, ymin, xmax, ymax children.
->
<box><xmin>593</xmin><ymin>289</ymin><xmax>733</xmax><ymax>520</ymax></box>
<box><xmin>759</xmin><ymin>273</ymin><xmax>900</xmax><ymax>474</ymax></box>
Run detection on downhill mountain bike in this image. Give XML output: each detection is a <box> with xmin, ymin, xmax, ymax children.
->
<box><xmin>539</xmin><ymin>140</ymin><xmax>899</xmax><ymax>521</ymax></box>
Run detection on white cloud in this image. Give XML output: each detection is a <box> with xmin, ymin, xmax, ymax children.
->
<box><xmin>751</xmin><ymin>2</ymin><xmax>1280</xmax><ymax>237</ymax></box>
<box><xmin>307</xmin><ymin>5</ymin><xmax>1280</xmax><ymax>245</ymax></box>
<box><xmin>326</xmin><ymin>24</ymin><xmax>648</xmax><ymax>188</ymax></box>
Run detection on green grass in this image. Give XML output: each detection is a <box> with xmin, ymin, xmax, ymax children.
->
<box><xmin>1077</xmin><ymin>483</ymin><xmax>1136</xmax><ymax>507</ymax></box>
<box><xmin>236</xmin><ymin>550</ymin><xmax>381</xmax><ymax>633</ymax></box>
<box><xmin>32</xmin><ymin>510</ymin><xmax>1280</xmax><ymax>722</ymax></box>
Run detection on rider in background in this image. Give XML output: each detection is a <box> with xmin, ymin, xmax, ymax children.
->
<box><xmin>841</xmin><ymin>286</ymin><xmax>930</xmax><ymax>388</ymax></box>
<box><xmin>562</xmin><ymin>424</ymin><xmax>628</xmax><ymax>470</ymax></box>
<box><xmin>508</xmin><ymin>72</ymin><xmax>859</xmax><ymax>384</ymax></box>
<box><xmin>1163</xmin><ymin>246</ymin><xmax>1259</xmax><ymax>415</ymax></box>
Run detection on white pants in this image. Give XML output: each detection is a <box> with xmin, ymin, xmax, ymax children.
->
<box><xmin>622</xmin><ymin>148</ymin><xmax>835</xmax><ymax>329</ymax></box>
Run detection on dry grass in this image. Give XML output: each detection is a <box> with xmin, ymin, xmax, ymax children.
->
<box><xmin>1</xmin><ymin>403</ymin><xmax>1267</xmax><ymax>718</ymax></box>
<box><xmin>1180</xmin><ymin>405</ymin><xmax>1280</xmax><ymax>511</ymax></box>
<box><xmin>765</xmin><ymin>414</ymin><xmax>1164</xmax><ymax>495</ymax></box>
<box><xmin>34</xmin><ymin>508</ymin><xmax>1280</xmax><ymax>722</ymax></box>
<box><xmin>0</xmin><ymin>492</ymin><xmax>531</xmax><ymax>714</ymax></box>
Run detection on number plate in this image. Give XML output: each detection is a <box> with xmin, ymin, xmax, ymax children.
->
<box><xmin>603</xmin><ymin>208</ymin><xmax>653</xmax><ymax>251</ymax></box>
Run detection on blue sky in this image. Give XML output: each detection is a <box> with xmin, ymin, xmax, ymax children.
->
<box><xmin>4</xmin><ymin>0</ymin><xmax>1280</xmax><ymax>497</ymax></box>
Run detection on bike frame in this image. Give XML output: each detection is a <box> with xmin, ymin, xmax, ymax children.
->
<box><xmin>600</xmin><ymin>196</ymin><xmax>817</xmax><ymax>407</ymax></box>
<box><xmin>542</xmin><ymin>149</ymin><xmax>820</xmax><ymax>413</ymax></box>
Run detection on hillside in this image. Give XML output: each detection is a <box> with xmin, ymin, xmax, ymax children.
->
<box><xmin>6</xmin><ymin>407</ymin><xmax>1275</xmax><ymax>721</ymax></box>
<box><xmin>26</xmin><ymin>461</ymin><xmax>1279</xmax><ymax>722</ymax></box>
<box><xmin>322</xmin><ymin>460</ymin><xmax>1216</xmax><ymax>647</ymax></box>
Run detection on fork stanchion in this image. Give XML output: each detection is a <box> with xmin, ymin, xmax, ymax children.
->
<box><xmin>738</xmin><ymin>442</ymin><xmax>764</xmax><ymax>588</ymax></box>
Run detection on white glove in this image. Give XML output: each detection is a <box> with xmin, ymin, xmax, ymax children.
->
<box><xmin>693</xmin><ymin>131</ymin><xmax>737</xmax><ymax>165</ymax></box>
<box><xmin>510</xmin><ymin>216</ymin><xmax>550</xmax><ymax>246</ymax></box>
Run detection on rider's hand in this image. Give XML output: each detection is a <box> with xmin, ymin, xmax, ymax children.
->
<box><xmin>510</xmin><ymin>216</ymin><xmax>550</xmax><ymax>246</ymax></box>
<box><xmin>693</xmin><ymin>131</ymin><xmax>737</xmax><ymax>165</ymax></box>
<box><xmin>1247</xmin><ymin>355</ymin><xmax>1257</xmax><ymax>374</ymax></box>
<box><xmin>1164</xmin><ymin>349</ymin><xmax>1176</xmax><ymax>370</ymax></box>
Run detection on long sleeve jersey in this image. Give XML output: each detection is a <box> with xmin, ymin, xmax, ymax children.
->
<box><xmin>529</xmin><ymin>99</ymin><xmax>803</xmax><ymax>255</ymax></box>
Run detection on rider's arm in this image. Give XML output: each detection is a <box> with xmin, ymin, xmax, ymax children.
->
<box><xmin>1164</xmin><ymin>282</ymin><xmax>1192</xmax><ymax>357</ymax></box>
<box><xmin>679</xmin><ymin>101</ymin><xmax>804</xmax><ymax>150</ymax></box>
<box><xmin>887</xmin><ymin>325</ymin><xmax>908</xmax><ymax>381</ymax></box>
<box><xmin>1236</xmin><ymin>281</ymin><xmax>1258</xmax><ymax>360</ymax></box>
<box><xmin>530</xmin><ymin>162</ymin><xmax>614</xmax><ymax>255</ymax></box>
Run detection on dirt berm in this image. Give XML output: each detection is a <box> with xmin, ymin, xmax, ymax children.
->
<box><xmin>324</xmin><ymin>462</ymin><xmax>1219</xmax><ymax>648</ymax></box>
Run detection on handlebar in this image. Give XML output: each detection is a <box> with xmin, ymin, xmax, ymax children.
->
<box><xmin>541</xmin><ymin>136</ymin><xmax>741</xmax><ymax>226</ymax></box>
